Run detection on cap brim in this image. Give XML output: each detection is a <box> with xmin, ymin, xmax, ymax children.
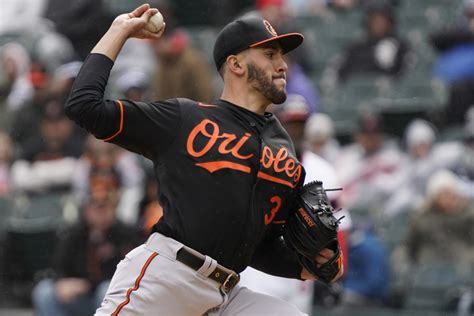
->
<box><xmin>249</xmin><ymin>33</ymin><xmax>304</xmax><ymax>54</ymax></box>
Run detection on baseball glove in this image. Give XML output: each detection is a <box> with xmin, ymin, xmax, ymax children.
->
<box><xmin>284</xmin><ymin>181</ymin><xmax>343</xmax><ymax>283</ymax></box>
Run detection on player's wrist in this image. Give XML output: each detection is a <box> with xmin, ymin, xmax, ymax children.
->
<box><xmin>300</xmin><ymin>267</ymin><xmax>316</xmax><ymax>280</ymax></box>
<box><xmin>91</xmin><ymin>27</ymin><xmax>129</xmax><ymax>60</ymax></box>
<box><xmin>107</xmin><ymin>23</ymin><xmax>133</xmax><ymax>40</ymax></box>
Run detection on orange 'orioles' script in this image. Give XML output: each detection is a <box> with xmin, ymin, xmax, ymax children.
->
<box><xmin>186</xmin><ymin>119</ymin><xmax>302</xmax><ymax>188</ymax></box>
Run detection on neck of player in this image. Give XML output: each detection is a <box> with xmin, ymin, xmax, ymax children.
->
<box><xmin>220</xmin><ymin>82</ymin><xmax>270</xmax><ymax>115</ymax></box>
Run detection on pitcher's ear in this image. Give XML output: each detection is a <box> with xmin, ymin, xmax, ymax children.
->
<box><xmin>226</xmin><ymin>55</ymin><xmax>245</xmax><ymax>76</ymax></box>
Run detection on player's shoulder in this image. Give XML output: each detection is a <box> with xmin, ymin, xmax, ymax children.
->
<box><xmin>175</xmin><ymin>98</ymin><xmax>225</xmax><ymax>115</ymax></box>
<box><xmin>175</xmin><ymin>97</ymin><xmax>197</xmax><ymax>106</ymax></box>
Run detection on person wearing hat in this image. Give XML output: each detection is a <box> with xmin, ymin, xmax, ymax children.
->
<box><xmin>335</xmin><ymin>112</ymin><xmax>403</xmax><ymax>213</ymax></box>
<box><xmin>391</xmin><ymin>169</ymin><xmax>474</xmax><ymax>303</ymax></box>
<box><xmin>65</xmin><ymin>4</ymin><xmax>339</xmax><ymax>315</ymax></box>
<box><xmin>332</xmin><ymin>1</ymin><xmax>412</xmax><ymax>82</ymax></box>
<box><xmin>430</xmin><ymin>0</ymin><xmax>474</xmax><ymax>126</ymax></box>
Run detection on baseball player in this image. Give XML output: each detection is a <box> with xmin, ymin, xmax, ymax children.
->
<box><xmin>65</xmin><ymin>4</ymin><xmax>339</xmax><ymax>315</ymax></box>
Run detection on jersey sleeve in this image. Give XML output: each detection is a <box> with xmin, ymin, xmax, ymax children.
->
<box><xmin>104</xmin><ymin>99</ymin><xmax>181</xmax><ymax>158</ymax></box>
<box><xmin>65</xmin><ymin>53</ymin><xmax>181</xmax><ymax>158</ymax></box>
<box><xmin>250</xmin><ymin>231</ymin><xmax>303</xmax><ymax>280</ymax></box>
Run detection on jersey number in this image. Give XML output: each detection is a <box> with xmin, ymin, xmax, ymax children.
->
<box><xmin>264</xmin><ymin>196</ymin><xmax>282</xmax><ymax>225</ymax></box>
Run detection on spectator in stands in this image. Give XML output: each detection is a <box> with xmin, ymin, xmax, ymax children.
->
<box><xmin>274</xmin><ymin>94</ymin><xmax>311</xmax><ymax>159</ymax></box>
<box><xmin>287</xmin><ymin>0</ymin><xmax>400</xmax><ymax>17</ymax></box>
<box><xmin>169</xmin><ymin>0</ymin><xmax>252</xmax><ymax>26</ymax></box>
<box><xmin>0</xmin><ymin>42</ymin><xmax>33</xmax><ymax>133</ymax></box>
<box><xmin>430</xmin><ymin>0</ymin><xmax>474</xmax><ymax>126</ymax></box>
<box><xmin>392</xmin><ymin>169</ymin><xmax>474</xmax><ymax>280</ymax></box>
<box><xmin>449</xmin><ymin>107</ymin><xmax>474</xmax><ymax>199</ymax></box>
<box><xmin>285</xmin><ymin>52</ymin><xmax>320</xmax><ymax>113</ymax></box>
<box><xmin>384</xmin><ymin>119</ymin><xmax>442</xmax><ymax>217</ymax></box>
<box><xmin>303</xmin><ymin>113</ymin><xmax>340</xmax><ymax>163</ymax></box>
<box><xmin>150</xmin><ymin>28</ymin><xmax>215</xmax><ymax>103</ymax></box>
<box><xmin>331</xmin><ymin>2</ymin><xmax>411</xmax><ymax>82</ymax></box>
<box><xmin>32</xmin><ymin>167</ymin><xmax>143</xmax><ymax>316</ymax></box>
<box><xmin>335</xmin><ymin>112</ymin><xmax>403</xmax><ymax>214</ymax></box>
<box><xmin>72</xmin><ymin>135</ymin><xmax>144</xmax><ymax>225</ymax></box>
<box><xmin>255</xmin><ymin>0</ymin><xmax>288</xmax><ymax>27</ymax></box>
<box><xmin>10</xmin><ymin>99</ymin><xmax>83</xmax><ymax>195</ymax></box>
<box><xmin>339</xmin><ymin>225</ymin><xmax>390</xmax><ymax>307</ymax></box>
<box><xmin>241</xmin><ymin>0</ymin><xmax>288</xmax><ymax>28</ymax></box>
<box><xmin>115</xmin><ymin>69</ymin><xmax>151</xmax><ymax>102</ymax></box>
<box><xmin>13</xmin><ymin>60</ymin><xmax>83</xmax><ymax>149</ymax></box>
<box><xmin>44</xmin><ymin>0</ymin><xmax>113</xmax><ymax>60</ymax></box>
<box><xmin>49</xmin><ymin>61</ymin><xmax>83</xmax><ymax>102</ymax></box>
<box><xmin>0</xmin><ymin>132</ymin><xmax>13</xmax><ymax>197</ymax></box>
<box><xmin>0</xmin><ymin>0</ymin><xmax>47</xmax><ymax>33</ymax></box>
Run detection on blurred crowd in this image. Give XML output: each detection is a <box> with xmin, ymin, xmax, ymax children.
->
<box><xmin>0</xmin><ymin>0</ymin><xmax>473</xmax><ymax>315</ymax></box>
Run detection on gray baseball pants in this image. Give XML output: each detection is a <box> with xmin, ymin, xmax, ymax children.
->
<box><xmin>95</xmin><ymin>232</ymin><xmax>306</xmax><ymax>316</ymax></box>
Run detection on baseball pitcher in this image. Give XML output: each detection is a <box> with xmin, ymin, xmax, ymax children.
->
<box><xmin>65</xmin><ymin>4</ymin><xmax>343</xmax><ymax>315</ymax></box>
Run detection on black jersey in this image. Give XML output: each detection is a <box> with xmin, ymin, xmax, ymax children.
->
<box><xmin>66</xmin><ymin>53</ymin><xmax>305</xmax><ymax>278</ymax></box>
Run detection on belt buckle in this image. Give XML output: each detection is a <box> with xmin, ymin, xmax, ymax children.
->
<box><xmin>221</xmin><ymin>273</ymin><xmax>239</xmax><ymax>294</ymax></box>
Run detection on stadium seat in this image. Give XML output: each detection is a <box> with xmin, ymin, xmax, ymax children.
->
<box><xmin>0</xmin><ymin>198</ymin><xmax>12</xmax><ymax>232</ymax></box>
<box><xmin>1</xmin><ymin>193</ymin><xmax>65</xmax><ymax>303</ymax></box>
<box><xmin>376</xmin><ymin>211</ymin><xmax>413</xmax><ymax>253</ymax></box>
<box><xmin>6</xmin><ymin>193</ymin><xmax>65</xmax><ymax>233</ymax></box>
<box><xmin>311</xmin><ymin>306</ymin><xmax>457</xmax><ymax>316</ymax></box>
<box><xmin>403</xmin><ymin>263</ymin><xmax>467</xmax><ymax>311</ymax></box>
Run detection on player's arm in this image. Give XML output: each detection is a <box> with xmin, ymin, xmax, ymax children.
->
<box><xmin>250</xmin><ymin>234</ymin><xmax>305</xmax><ymax>280</ymax></box>
<box><xmin>65</xmin><ymin>5</ymin><xmax>180</xmax><ymax>158</ymax></box>
<box><xmin>250</xmin><ymin>232</ymin><xmax>338</xmax><ymax>280</ymax></box>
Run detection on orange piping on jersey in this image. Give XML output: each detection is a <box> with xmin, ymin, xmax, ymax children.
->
<box><xmin>272</xmin><ymin>220</ymin><xmax>286</xmax><ymax>225</ymax></box>
<box><xmin>112</xmin><ymin>252</ymin><xmax>159</xmax><ymax>316</ymax></box>
<box><xmin>198</xmin><ymin>102</ymin><xmax>218</xmax><ymax>108</ymax></box>
<box><xmin>103</xmin><ymin>100</ymin><xmax>124</xmax><ymax>142</ymax></box>
<box><xmin>195</xmin><ymin>161</ymin><xmax>251</xmax><ymax>173</ymax></box>
<box><xmin>257</xmin><ymin>171</ymin><xmax>297</xmax><ymax>188</ymax></box>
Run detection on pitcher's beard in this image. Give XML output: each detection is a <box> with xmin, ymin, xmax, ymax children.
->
<box><xmin>247</xmin><ymin>62</ymin><xmax>287</xmax><ymax>104</ymax></box>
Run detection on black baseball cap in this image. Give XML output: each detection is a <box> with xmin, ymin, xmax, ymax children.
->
<box><xmin>213</xmin><ymin>17</ymin><xmax>304</xmax><ymax>70</ymax></box>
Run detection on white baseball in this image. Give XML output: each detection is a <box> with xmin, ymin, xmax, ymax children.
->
<box><xmin>145</xmin><ymin>11</ymin><xmax>164</xmax><ymax>33</ymax></box>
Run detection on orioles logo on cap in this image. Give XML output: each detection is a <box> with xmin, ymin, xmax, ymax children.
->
<box><xmin>263</xmin><ymin>20</ymin><xmax>278</xmax><ymax>37</ymax></box>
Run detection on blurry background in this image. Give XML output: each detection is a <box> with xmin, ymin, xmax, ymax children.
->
<box><xmin>0</xmin><ymin>0</ymin><xmax>473</xmax><ymax>315</ymax></box>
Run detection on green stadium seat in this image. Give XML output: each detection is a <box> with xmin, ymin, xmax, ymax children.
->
<box><xmin>311</xmin><ymin>306</ymin><xmax>457</xmax><ymax>316</ymax></box>
<box><xmin>403</xmin><ymin>263</ymin><xmax>467</xmax><ymax>311</ymax></box>
<box><xmin>6</xmin><ymin>193</ymin><xmax>65</xmax><ymax>233</ymax></box>
<box><xmin>0</xmin><ymin>197</ymin><xmax>12</xmax><ymax>234</ymax></box>
<box><xmin>1</xmin><ymin>193</ymin><xmax>65</xmax><ymax>301</ymax></box>
<box><xmin>376</xmin><ymin>211</ymin><xmax>413</xmax><ymax>252</ymax></box>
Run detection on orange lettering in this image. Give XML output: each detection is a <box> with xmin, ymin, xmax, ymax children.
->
<box><xmin>218</xmin><ymin>133</ymin><xmax>253</xmax><ymax>159</ymax></box>
<box><xmin>186</xmin><ymin>119</ymin><xmax>253</xmax><ymax>160</ymax></box>
<box><xmin>298</xmin><ymin>207</ymin><xmax>315</xmax><ymax>227</ymax></box>
<box><xmin>290</xmin><ymin>165</ymin><xmax>302</xmax><ymax>183</ymax></box>
<box><xmin>260</xmin><ymin>146</ymin><xmax>274</xmax><ymax>169</ymax></box>
<box><xmin>273</xmin><ymin>147</ymin><xmax>289</xmax><ymax>173</ymax></box>
<box><xmin>259</xmin><ymin>145</ymin><xmax>302</xmax><ymax>187</ymax></box>
<box><xmin>264</xmin><ymin>196</ymin><xmax>282</xmax><ymax>225</ymax></box>
<box><xmin>187</xmin><ymin>119</ymin><xmax>219</xmax><ymax>158</ymax></box>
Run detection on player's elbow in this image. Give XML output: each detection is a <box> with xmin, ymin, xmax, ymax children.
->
<box><xmin>64</xmin><ymin>89</ymin><xmax>103</xmax><ymax>123</ymax></box>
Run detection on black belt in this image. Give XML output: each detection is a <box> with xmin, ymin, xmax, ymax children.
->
<box><xmin>176</xmin><ymin>247</ymin><xmax>240</xmax><ymax>293</ymax></box>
